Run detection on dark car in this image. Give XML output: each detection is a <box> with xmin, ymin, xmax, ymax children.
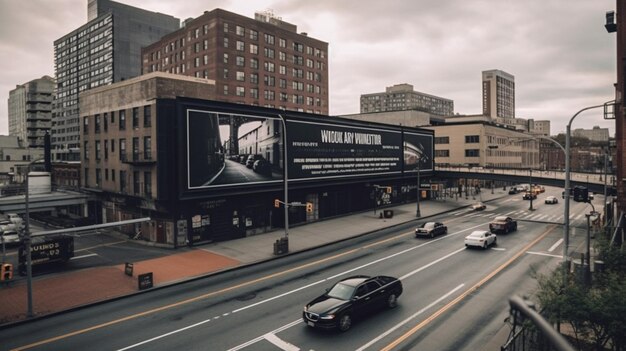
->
<box><xmin>252</xmin><ymin>159</ymin><xmax>272</xmax><ymax>176</ymax></box>
<box><xmin>522</xmin><ymin>192</ymin><xmax>537</xmax><ymax>200</ymax></box>
<box><xmin>415</xmin><ymin>222</ymin><xmax>447</xmax><ymax>238</ymax></box>
<box><xmin>489</xmin><ymin>216</ymin><xmax>518</xmax><ymax>234</ymax></box>
<box><xmin>303</xmin><ymin>275</ymin><xmax>403</xmax><ymax>332</ymax></box>
<box><xmin>246</xmin><ymin>154</ymin><xmax>264</xmax><ymax>168</ymax></box>
<box><xmin>508</xmin><ymin>188</ymin><xmax>518</xmax><ymax>195</ymax></box>
<box><xmin>238</xmin><ymin>155</ymin><xmax>248</xmax><ymax>164</ymax></box>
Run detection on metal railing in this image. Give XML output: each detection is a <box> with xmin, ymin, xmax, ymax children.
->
<box><xmin>501</xmin><ymin>295</ymin><xmax>574</xmax><ymax>351</ymax></box>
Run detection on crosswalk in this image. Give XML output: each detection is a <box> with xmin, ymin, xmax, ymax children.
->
<box><xmin>449</xmin><ymin>209</ymin><xmax>584</xmax><ymax>223</ymax></box>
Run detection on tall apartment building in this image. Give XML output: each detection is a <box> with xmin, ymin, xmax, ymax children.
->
<box><xmin>141</xmin><ymin>8</ymin><xmax>329</xmax><ymax>115</ymax></box>
<box><xmin>52</xmin><ymin>0</ymin><xmax>179</xmax><ymax>161</ymax></box>
<box><xmin>360</xmin><ymin>83</ymin><xmax>454</xmax><ymax>116</ymax></box>
<box><xmin>8</xmin><ymin>75</ymin><xmax>55</xmax><ymax>147</ymax></box>
<box><xmin>482</xmin><ymin>69</ymin><xmax>515</xmax><ymax>119</ymax></box>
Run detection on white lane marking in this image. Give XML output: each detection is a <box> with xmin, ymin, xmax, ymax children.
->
<box><xmin>70</xmin><ymin>253</ymin><xmax>98</xmax><ymax>260</ymax></box>
<box><xmin>537</xmin><ymin>214</ymin><xmax>548</xmax><ymax>220</ymax></box>
<box><xmin>399</xmin><ymin>248</ymin><xmax>466</xmax><ymax>280</ymax></box>
<box><xmin>355</xmin><ymin>284</ymin><xmax>465</xmax><ymax>351</ymax></box>
<box><xmin>576</xmin><ymin>214</ymin><xmax>583</xmax><ymax>220</ymax></box>
<box><xmin>264</xmin><ymin>333</ymin><xmax>300</xmax><ymax>351</ymax></box>
<box><xmin>228</xmin><ymin>320</ymin><xmax>301</xmax><ymax>351</ymax></box>
<box><xmin>504</xmin><ymin>211</ymin><xmax>517</xmax><ymax>215</ymax></box>
<box><xmin>118</xmin><ymin>222</ymin><xmax>490</xmax><ymax>350</ymax></box>
<box><xmin>491</xmin><ymin>247</ymin><xmax>506</xmax><ymax>251</ymax></box>
<box><xmin>548</xmin><ymin>239</ymin><xmax>563</xmax><ymax>252</ymax></box>
<box><xmin>526</xmin><ymin>251</ymin><xmax>562</xmax><ymax>259</ymax></box>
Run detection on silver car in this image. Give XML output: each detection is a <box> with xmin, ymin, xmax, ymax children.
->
<box><xmin>464</xmin><ymin>230</ymin><xmax>496</xmax><ymax>249</ymax></box>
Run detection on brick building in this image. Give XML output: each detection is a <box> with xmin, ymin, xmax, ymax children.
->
<box><xmin>141</xmin><ymin>9</ymin><xmax>329</xmax><ymax>117</ymax></box>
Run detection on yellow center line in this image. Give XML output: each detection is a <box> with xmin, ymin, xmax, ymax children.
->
<box><xmin>381</xmin><ymin>224</ymin><xmax>557</xmax><ymax>351</ymax></box>
<box><xmin>14</xmin><ymin>228</ymin><xmax>417</xmax><ymax>350</ymax></box>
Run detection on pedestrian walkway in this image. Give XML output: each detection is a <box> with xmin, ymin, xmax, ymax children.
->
<box><xmin>0</xmin><ymin>189</ymin><xmax>508</xmax><ymax>326</ymax></box>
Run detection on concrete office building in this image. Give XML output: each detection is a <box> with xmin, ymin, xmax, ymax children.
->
<box><xmin>52</xmin><ymin>0</ymin><xmax>179</xmax><ymax>162</ymax></box>
<box><xmin>141</xmin><ymin>8</ymin><xmax>329</xmax><ymax>115</ymax></box>
<box><xmin>8</xmin><ymin>76</ymin><xmax>55</xmax><ymax>148</ymax></box>
<box><xmin>573</xmin><ymin>125</ymin><xmax>610</xmax><ymax>143</ymax></box>
<box><xmin>360</xmin><ymin>83</ymin><xmax>454</xmax><ymax>116</ymax></box>
<box><xmin>482</xmin><ymin>69</ymin><xmax>515</xmax><ymax>119</ymax></box>
<box><xmin>340</xmin><ymin>109</ymin><xmax>445</xmax><ymax>128</ymax></box>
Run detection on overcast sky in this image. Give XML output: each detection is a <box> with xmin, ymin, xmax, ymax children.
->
<box><xmin>0</xmin><ymin>0</ymin><xmax>618</xmax><ymax>136</ymax></box>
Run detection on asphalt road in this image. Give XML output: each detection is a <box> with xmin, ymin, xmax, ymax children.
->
<box><xmin>0</xmin><ymin>187</ymin><xmax>595</xmax><ymax>351</ymax></box>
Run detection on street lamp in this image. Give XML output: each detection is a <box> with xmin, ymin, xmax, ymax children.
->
<box><xmin>528</xmin><ymin>168</ymin><xmax>534</xmax><ymax>211</ymax></box>
<box><xmin>416</xmin><ymin>155</ymin><xmax>427</xmax><ymax>217</ymax></box>
<box><xmin>22</xmin><ymin>163</ymin><xmax>35</xmax><ymax>317</ymax></box>
<box><xmin>278</xmin><ymin>114</ymin><xmax>289</xmax><ymax>252</ymax></box>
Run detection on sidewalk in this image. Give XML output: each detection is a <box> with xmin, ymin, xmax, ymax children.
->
<box><xmin>0</xmin><ymin>189</ymin><xmax>508</xmax><ymax>326</ymax></box>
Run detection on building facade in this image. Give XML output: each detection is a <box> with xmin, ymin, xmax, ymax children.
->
<box><xmin>52</xmin><ymin>0</ymin><xmax>179</xmax><ymax>162</ymax></box>
<box><xmin>141</xmin><ymin>8</ymin><xmax>329</xmax><ymax>116</ymax></box>
<box><xmin>80</xmin><ymin>73</ymin><xmax>434</xmax><ymax>246</ymax></box>
<box><xmin>360</xmin><ymin>83</ymin><xmax>454</xmax><ymax>116</ymax></box>
<box><xmin>573</xmin><ymin>125</ymin><xmax>611</xmax><ymax>143</ymax></box>
<box><xmin>8</xmin><ymin>76</ymin><xmax>55</xmax><ymax>148</ymax></box>
<box><xmin>340</xmin><ymin>109</ymin><xmax>444</xmax><ymax>128</ymax></box>
<box><xmin>482</xmin><ymin>69</ymin><xmax>515</xmax><ymax>119</ymax></box>
<box><xmin>425</xmin><ymin>122</ymin><xmax>540</xmax><ymax>169</ymax></box>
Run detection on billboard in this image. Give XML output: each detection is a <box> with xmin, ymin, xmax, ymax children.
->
<box><xmin>184</xmin><ymin>108</ymin><xmax>433</xmax><ymax>190</ymax></box>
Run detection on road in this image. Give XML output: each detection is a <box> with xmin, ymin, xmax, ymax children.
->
<box><xmin>0</xmin><ymin>187</ymin><xmax>595</xmax><ymax>351</ymax></box>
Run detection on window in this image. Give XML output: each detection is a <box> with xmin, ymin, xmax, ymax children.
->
<box><xmin>120</xmin><ymin>170</ymin><xmax>127</xmax><ymax>193</ymax></box>
<box><xmin>120</xmin><ymin>110</ymin><xmax>126</xmax><ymax>130</ymax></box>
<box><xmin>223</xmin><ymin>23</ymin><xmax>229</xmax><ymax>32</ymax></box>
<box><xmin>264</xmin><ymin>75</ymin><xmax>275</xmax><ymax>86</ymax></box>
<box><xmin>95</xmin><ymin>168</ymin><xmax>101</xmax><ymax>187</ymax></box>
<box><xmin>143</xmin><ymin>105</ymin><xmax>151</xmax><ymax>127</ymax></box>
<box><xmin>132</xmin><ymin>107</ymin><xmax>139</xmax><ymax>128</ymax></box>
<box><xmin>133</xmin><ymin>171</ymin><xmax>140</xmax><ymax>195</ymax></box>
<box><xmin>250</xmin><ymin>88</ymin><xmax>259</xmax><ymax>99</ymax></box>
<box><xmin>83</xmin><ymin>141</ymin><xmax>89</xmax><ymax>160</ymax></box>
<box><xmin>119</xmin><ymin>138</ymin><xmax>126</xmax><ymax>161</ymax></box>
<box><xmin>250</xmin><ymin>58</ymin><xmax>259</xmax><ymax>69</ymax></box>
<box><xmin>434</xmin><ymin>136</ymin><xmax>450</xmax><ymax>144</ymax></box>
<box><xmin>144</xmin><ymin>136</ymin><xmax>151</xmax><ymax>159</ymax></box>
<box><xmin>236</xmin><ymin>71</ymin><xmax>245</xmax><ymax>81</ymax></box>
<box><xmin>223</xmin><ymin>85</ymin><xmax>228</xmax><ymax>95</ymax></box>
<box><xmin>236</xmin><ymin>86</ymin><xmax>245</xmax><ymax>96</ymax></box>
<box><xmin>103</xmin><ymin>113</ymin><xmax>108</xmax><ymax>132</ymax></box>
<box><xmin>236</xmin><ymin>25</ymin><xmax>244</xmax><ymax>36</ymax></box>
<box><xmin>264</xmin><ymin>62</ymin><xmax>275</xmax><ymax>72</ymax></box>
<box><xmin>264</xmin><ymin>47</ymin><xmax>274</xmax><ymax>58</ymax></box>
<box><xmin>279</xmin><ymin>65</ymin><xmax>286</xmax><ymax>75</ymax></box>
<box><xmin>95</xmin><ymin>140</ymin><xmax>101</xmax><ymax>160</ymax></box>
<box><xmin>465</xmin><ymin>135</ymin><xmax>480</xmax><ymax>143</ymax></box>
<box><xmin>223</xmin><ymin>53</ymin><xmax>229</xmax><ymax>64</ymax></box>
<box><xmin>279</xmin><ymin>78</ymin><xmax>287</xmax><ymax>89</ymax></box>
<box><xmin>111</xmin><ymin>169</ymin><xmax>115</xmax><ymax>182</ymax></box>
<box><xmin>250</xmin><ymin>73</ymin><xmax>259</xmax><ymax>84</ymax></box>
<box><xmin>83</xmin><ymin>116</ymin><xmax>89</xmax><ymax>133</ymax></box>
<box><xmin>236</xmin><ymin>40</ymin><xmax>244</xmax><ymax>51</ymax></box>
<box><xmin>236</xmin><ymin>56</ymin><xmax>245</xmax><ymax>66</ymax></box>
<box><xmin>110</xmin><ymin>111</ymin><xmax>115</xmax><ymax>123</ymax></box>
<box><xmin>465</xmin><ymin>149</ymin><xmax>480</xmax><ymax>157</ymax></box>
<box><xmin>435</xmin><ymin>150</ymin><xmax>450</xmax><ymax>157</ymax></box>
<box><xmin>279</xmin><ymin>51</ymin><xmax>286</xmax><ymax>61</ymax></box>
<box><xmin>104</xmin><ymin>140</ymin><xmax>108</xmax><ymax>159</ymax></box>
<box><xmin>249</xmin><ymin>44</ymin><xmax>258</xmax><ymax>54</ymax></box>
<box><xmin>264</xmin><ymin>90</ymin><xmax>275</xmax><ymax>100</ymax></box>
<box><xmin>279</xmin><ymin>38</ymin><xmax>286</xmax><ymax>47</ymax></box>
<box><xmin>84</xmin><ymin>168</ymin><xmax>89</xmax><ymax>187</ymax></box>
<box><xmin>223</xmin><ymin>68</ymin><xmax>229</xmax><ymax>79</ymax></box>
<box><xmin>144</xmin><ymin>172</ymin><xmax>152</xmax><ymax>197</ymax></box>
<box><xmin>264</xmin><ymin>33</ymin><xmax>275</xmax><ymax>45</ymax></box>
<box><xmin>249</xmin><ymin>29</ymin><xmax>258</xmax><ymax>40</ymax></box>
<box><xmin>111</xmin><ymin>138</ymin><xmax>115</xmax><ymax>152</ymax></box>
<box><xmin>223</xmin><ymin>37</ymin><xmax>229</xmax><ymax>48</ymax></box>
<box><xmin>132</xmin><ymin>137</ymin><xmax>139</xmax><ymax>161</ymax></box>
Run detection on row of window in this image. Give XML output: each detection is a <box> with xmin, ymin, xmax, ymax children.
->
<box><xmin>85</xmin><ymin>167</ymin><xmax>152</xmax><ymax>197</ymax></box>
<box><xmin>434</xmin><ymin>136</ymin><xmax>480</xmax><ymax>144</ymax></box>
<box><xmin>83</xmin><ymin>106</ymin><xmax>152</xmax><ymax>134</ymax></box>
<box><xmin>84</xmin><ymin>136</ymin><xmax>152</xmax><ymax>162</ymax></box>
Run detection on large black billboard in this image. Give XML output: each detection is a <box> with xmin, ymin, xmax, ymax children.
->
<box><xmin>184</xmin><ymin>107</ymin><xmax>433</xmax><ymax>190</ymax></box>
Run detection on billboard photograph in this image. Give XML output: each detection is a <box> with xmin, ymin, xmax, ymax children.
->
<box><xmin>185</xmin><ymin>107</ymin><xmax>434</xmax><ymax>190</ymax></box>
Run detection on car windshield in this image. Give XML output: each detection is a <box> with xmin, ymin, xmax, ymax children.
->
<box><xmin>327</xmin><ymin>282</ymin><xmax>356</xmax><ymax>300</ymax></box>
<box><xmin>469</xmin><ymin>231</ymin><xmax>486</xmax><ymax>238</ymax></box>
<box><xmin>421</xmin><ymin>222</ymin><xmax>435</xmax><ymax>229</ymax></box>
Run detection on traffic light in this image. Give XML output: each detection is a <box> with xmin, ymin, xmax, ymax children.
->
<box><xmin>386</xmin><ymin>186</ymin><xmax>392</xmax><ymax>194</ymax></box>
<box><xmin>1</xmin><ymin>263</ymin><xmax>13</xmax><ymax>281</ymax></box>
<box><xmin>306</xmin><ymin>202</ymin><xmax>313</xmax><ymax>213</ymax></box>
<box><xmin>274</xmin><ymin>199</ymin><xmax>280</xmax><ymax>208</ymax></box>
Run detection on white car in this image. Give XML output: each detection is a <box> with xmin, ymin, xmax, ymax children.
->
<box><xmin>545</xmin><ymin>196</ymin><xmax>558</xmax><ymax>204</ymax></box>
<box><xmin>6</xmin><ymin>213</ymin><xmax>23</xmax><ymax>228</ymax></box>
<box><xmin>471</xmin><ymin>202</ymin><xmax>486</xmax><ymax>211</ymax></box>
<box><xmin>0</xmin><ymin>230</ymin><xmax>20</xmax><ymax>246</ymax></box>
<box><xmin>464</xmin><ymin>230</ymin><xmax>497</xmax><ymax>249</ymax></box>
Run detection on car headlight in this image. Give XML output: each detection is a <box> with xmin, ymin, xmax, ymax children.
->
<box><xmin>320</xmin><ymin>314</ymin><xmax>335</xmax><ymax>320</ymax></box>
<box><xmin>303</xmin><ymin>305</ymin><xmax>308</xmax><ymax>312</ymax></box>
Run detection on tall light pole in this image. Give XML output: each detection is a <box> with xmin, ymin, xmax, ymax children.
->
<box><xmin>528</xmin><ymin>168</ymin><xmax>534</xmax><ymax>211</ymax></box>
<box><xmin>24</xmin><ymin>164</ymin><xmax>33</xmax><ymax>317</ymax></box>
<box><xmin>564</xmin><ymin>103</ymin><xmax>607</xmax><ymax>275</ymax></box>
<box><xmin>416</xmin><ymin>160</ymin><xmax>421</xmax><ymax>217</ymax></box>
<box><xmin>278</xmin><ymin>114</ymin><xmax>289</xmax><ymax>252</ymax></box>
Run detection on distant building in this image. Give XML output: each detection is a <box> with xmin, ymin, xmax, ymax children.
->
<box><xmin>360</xmin><ymin>83</ymin><xmax>454</xmax><ymax>116</ymax></box>
<box><xmin>482</xmin><ymin>69</ymin><xmax>515</xmax><ymax>119</ymax></box>
<box><xmin>8</xmin><ymin>75</ymin><xmax>55</xmax><ymax>148</ymax></box>
<box><xmin>0</xmin><ymin>135</ymin><xmax>44</xmax><ymax>177</ymax></box>
<box><xmin>52</xmin><ymin>0</ymin><xmax>180</xmax><ymax>162</ymax></box>
<box><xmin>494</xmin><ymin>116</ymin><xmax>551</xmax><ymax>135</ymax></box>
<box><xmin>573</xmin><ymin>125</ymin><xmax>610</xmax><ymax>143</ymax></box>
<box><xmin>141</xmin><ymin>8</ymin><xmax>329</xmax><ymax>115</ymax></box>
<box><xmin>340</xmin><ymin>109</ymin><xmax>444</xmax><ymax>128</ymax></box>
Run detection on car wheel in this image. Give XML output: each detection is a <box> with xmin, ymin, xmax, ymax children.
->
<box><xmin>430</xmin><ymin>232</ymin><xmax>434</xmax><ymax>238</ymax></box>
<box><xmin>444</xmin><ymin>228</ymin><xmax>448</xmax><ymax>235</ymax></box>
<box><xmin>387</xmin><ymin>293</ymin><xmax>398</xmax><ymax>308</ymax></box>
<box><xmin>483</xmin><ymin>242</ymin><xmax>488</xmax><ymax>249</ymax></box>
<box><xmin>338</xmin><ymin>314</ymin><xmax>352</xmax><ymax>332</ymax></box>
<box><xmin>493</xmin><ymin>237</ymin><xmax>497</xmax><ymax>246</ymax></box>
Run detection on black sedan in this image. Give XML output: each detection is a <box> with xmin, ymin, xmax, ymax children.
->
<box><xmin>415</xmin><ymin>221</ymin><xmax>448</xmax><ymax>238</ymax></box>
<box><xmin>303</xmin><ymin>275</ymin><xmax>403</xmax><ymax>332</ymax></box>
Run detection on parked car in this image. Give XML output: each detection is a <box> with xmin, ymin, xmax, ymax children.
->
<box><xmin>252</xmin><ymin>159</ymin><xmax>272</xmax><ymax>176</ymax></box>
<box><xmin>6</xmin><ymin>213</ymin><xmax>23</xmax><ymax>228</ymax></box>
<box><xmin>246</xmin><ymin>154</ymin><xmax>264</xmax><ymax>168</ymax></box>
<box><xmin>415</xmin><ymin>222</ymin><xmax>447</xmax><ymax>238</ymax></box>
<box><xmin>303</xmin><ymin>275</ymin><xmax>403</xmax><ymax>332</ymax></box>
<box><xmin>508</xmin><ymin>188</ymin><xmax>519</xmax><ymax>195</ymax></box>
<box><xmin>545</xmin><ymin>196</ymin><xmax>558</xmax><ymax>204</ymax></box>
<box><xmin>489</xmin><ymin>216</ymin><xmax>517</xmax><ymax>234</ymax></box>
<box><xmin>0</xmin><ymin>230</ymin><xmax>20</xmax><ymax>246</ymax></box>
<box><xmin>522</xmin><ymin>192</ymin><xmax>537</xmax><ymax>200</ymax></box>
<box><xmin>238</xmin><ymin>155</ymin><xmax>248</xmax><ymax>164</ymax></box>
<box><xmin>464</xmin><ymin>230</ymin><xmax>497</xmax><ymax>249</ymax></box>
<box><xmin>589</xmin><ymin>192</ymin><xmax>595</xmax><ymax>200</ymax></box>
<box><xmin>471</xmin><ymin>202</ymin><xmax>486</xmax><ymax>211</ymax></box>
<box><xmin>0</xmin><ymin>220</ymin><xmax>17</xmax><ymax>232</ymax></box>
